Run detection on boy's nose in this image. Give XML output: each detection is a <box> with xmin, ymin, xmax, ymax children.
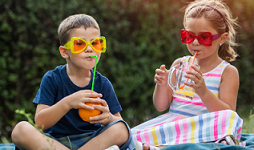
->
<box><xmin>85</xmin><ymin>45</ymin><xmax>93</xmax><ymax>53</ymax></box>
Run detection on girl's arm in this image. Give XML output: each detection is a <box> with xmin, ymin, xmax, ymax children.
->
<box><xmin>153</xmin><ymin>82</ymin><xmax>172</xmax><ymax>112</ymax></box>
<box><xmin>189</xmin><ymin>65</ymin><xmax>239</xmax><ymax>112</ymax></box>
<box><xmin>153</xmin><ymin>58</ymin><xmax>182</xmax><ymax>112</ymax></box>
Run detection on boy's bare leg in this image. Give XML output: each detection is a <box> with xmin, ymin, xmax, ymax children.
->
<box><xmin>12</xmin><ymin>121</ymin><xmax>69</xmax><ymax>150</ymax></box>
<box><xmin>79</xmin><ymin>121</ymin><xmax>129</xmax><ymax>150</ymax></box>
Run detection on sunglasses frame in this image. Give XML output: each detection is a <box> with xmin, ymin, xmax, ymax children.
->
<box><xmin>181</xmin><ymin>30</ymin><xmax>222</xmax><ymax>46</ymax></box>
<box><xmin>64</xmin><ymin>36</ymin><xmax>106</xmax><ymax>54</ymax></box>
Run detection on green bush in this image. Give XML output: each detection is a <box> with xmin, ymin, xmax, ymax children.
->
<box><xmin>0</xmin><ymin>0</ymin><xmax>254</xmax><ymax>143</ymax></box>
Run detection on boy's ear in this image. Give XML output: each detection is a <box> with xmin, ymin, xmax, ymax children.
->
<box><xmin>59</xmin><ymin>46</ymin><xmax>70</xmax><ymax>59</ymax></box>
<box><xmin>220</xmin><ymin>32</ymin><xmax>229</xmax><ymax>45</ymax></box>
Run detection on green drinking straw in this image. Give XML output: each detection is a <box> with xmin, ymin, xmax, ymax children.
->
<box><xmin>90</xmin><ymin>55</ymin><xmax>97</xmax><ymax>91</ymax></box>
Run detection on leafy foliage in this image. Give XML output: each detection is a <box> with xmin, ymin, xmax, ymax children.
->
<box><xmin>0</xmin><ymin>0</ymin><xmax>254</xmax><ymax>142</ymax></box>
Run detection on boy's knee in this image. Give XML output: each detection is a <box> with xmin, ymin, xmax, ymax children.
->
<box><xmin>110</xmin><ymin>121</ymin><xmax>130</xmax><ymax>142</ymax></box>
<box><xmin>12</xmin><ymin>121</ymin><xmax>33</xmax><ymax>143</ymax></box>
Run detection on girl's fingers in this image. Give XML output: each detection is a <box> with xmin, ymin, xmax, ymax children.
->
<box><xmin>190</xmin><ymin>65</ymin><xmax>201</xmax><ymax>74</ymax></box>
<box><xmin>186</xmin><ymin>69</ymin><xmax>202</xmax><ymax>79</ymax></box>
<box><xmin>155</xmin><ymin>74</ymin><xmax>165</xmax><ymax>81</ymax></box>
<box><xmin>154</xmin><ymin>76</ymin><xmax>166</xmax><ymax>85</ymax></box>
<box><xmin>156</xmin><ymin>64</ymin><xmax>167</xmax><ymax>75</ymax></box>
<box><xmin>154</xmin><ymin>65</ymin><xmax>168</xmax><ymax>85</ymax></box>
<box><xmin>160</xmin><ymin>64</ymin><xmax>166</xmax><ymax>71</ymax></box>
<box><xmin>155</xmin><ymin>69</ymin><xmax>165</xmax><ymax>75</ymax></box>
<box><xmin>184</xmin><ymin>70</ymin><xmax>203</xmax><ymax>88</ymax></box>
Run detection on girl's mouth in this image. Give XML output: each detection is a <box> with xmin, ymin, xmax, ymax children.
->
<box><xmin>193</xmin><ymin>50</ymin><xmax>199</xmax><ymax>54</ymax></box>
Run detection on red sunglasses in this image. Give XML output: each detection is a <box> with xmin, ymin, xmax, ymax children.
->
<box><xmin>181</xmin><ymin>30</ymin><xmax>222</xmax><ymax>46</ymax></box>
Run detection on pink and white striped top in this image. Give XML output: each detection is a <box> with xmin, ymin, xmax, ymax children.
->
<box><xmin>169</xmin><ymin>56</ymin><xmax>229</xmax><ymax>117</ymax></box>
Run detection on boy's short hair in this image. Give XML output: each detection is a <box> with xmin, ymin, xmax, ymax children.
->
<box><xmin>58</xmin><ymin>14</ymin><xmax>100</xmax><ymax>46</ymax></box>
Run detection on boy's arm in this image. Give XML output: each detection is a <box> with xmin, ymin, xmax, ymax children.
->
<box><xmin>35</xmin><ymin>90</ymin><xmax>102</xmax><ymax>130</ymax></box>
<box><xmin>111</xmin><ymin>112</ymin><xmax>123</xmax><ymax>121</ymax></box>
<box><xmin>35</xmin><ymin>98</ymin><xmax>70</xmax><ymax>130</ymax></box>
<box><xmin>101</xmin><ymin>112</ymin><xmax>123</xmax><ymax>126</ymax></box>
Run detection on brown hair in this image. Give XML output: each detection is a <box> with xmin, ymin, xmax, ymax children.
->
<box><xmin>58</xmin><ymin>14</ymin><xmax>100</xmax><ymax>46</ymax></box>
<box><xmin>183</xmin><ymin>0</ymin><xmax>239</xmax><ymax>62</ymax></box>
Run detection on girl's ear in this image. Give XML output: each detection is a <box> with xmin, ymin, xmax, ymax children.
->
<box><xmin>59</xmin><ymin>46</ymin><xmax>70</xmax><ymax>59</ymax></box>
<box><xmin>220</xmin><ymin>32</ymin><xmax>229</xmax><ymax>45</ymax></box>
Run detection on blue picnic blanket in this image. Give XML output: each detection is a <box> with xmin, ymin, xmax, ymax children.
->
<box><xmin>161</xmin><ymin>133</ymin><xmax>254</xmax><ymax>150</ymax></box>
<box><xmin>1</xmin><ymin>133</ymin><xmax>254</xmax><ymax>150</ymax></box>
<box><xmin>0</xmin><ymin>143</ymin><xmax>14</xmax><ymax>150</ymax></box>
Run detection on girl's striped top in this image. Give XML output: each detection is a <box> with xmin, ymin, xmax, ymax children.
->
<box><xmin>169</xmin><ymin>56</ymin><xmax>229</xmax><ymax>117</ymax></box>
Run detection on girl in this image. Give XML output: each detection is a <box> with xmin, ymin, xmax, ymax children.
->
<box><xmin>129</xmin><ymin>0</ymin><xmax>243</xmax><ymax>150</ymax></box>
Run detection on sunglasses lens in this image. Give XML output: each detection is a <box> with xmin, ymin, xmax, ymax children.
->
<box><xmin>91</xmin><ymin>37</ymin><xmax>106</xmax><ymax>52</ymax></box>
<box><xmin>181</xmin><ymin>30</ymin><xmax>194</xmax><ymax>44</ymax></box>
<box><xmin>198</xmin><ymin>32</ymin><xmax>212</xmax><ymax>46</ymax></box>
<box><xmin>73</xmin><ymin>39</ymin><xmax>87</xmax><ymax>52</ymax></box>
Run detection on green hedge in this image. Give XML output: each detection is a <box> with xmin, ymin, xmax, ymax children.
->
<box><xmin>0</xmin><ymin>0</ymin><xmax>254</xmax><ymax>142</ymax></box>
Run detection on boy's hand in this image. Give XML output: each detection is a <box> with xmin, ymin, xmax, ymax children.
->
<box><xmin>88</xmin><ymin>99</ymin><xmax>111</xmax><ymax>125</ymax></box>
<box><xmin>66</xmin><ymin>90</ymin><xmax>102</xmax><ymax>110</ymax></box>
<box><xmin>154</xmin><ymin>64</ymin><xmax>168</xmax><ymax>86</ymax></box>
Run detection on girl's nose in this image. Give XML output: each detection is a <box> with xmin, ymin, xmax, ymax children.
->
<box><xmin>192</xmin><ymin>38</ymin><xmax>200</xmax><ymax>46</ymax></box>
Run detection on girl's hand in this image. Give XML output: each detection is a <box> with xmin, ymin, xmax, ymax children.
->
<box><xmin>88</xmin><ymin>99</ymin><xmax>111</xmax><ymax>126</ymax></box>
<box><xmin>184</xmin><ymin>65</ymin><xmax>207</xmax><ymax>95</ymax></box>
<box><xmin>154</xmin><ymin>65</ymin><xmax>168</xmax><ymax>86</ymax></box>
<box><xmin>65</xmin><ymin>90</ymin><xmax>103</xmax><ymax>110</ymax></box>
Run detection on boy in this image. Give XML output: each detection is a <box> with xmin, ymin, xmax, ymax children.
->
<box><xmin>11</xmin><ymin>14</ymin><xmax>131</xmax><ymax>150</ymax></box>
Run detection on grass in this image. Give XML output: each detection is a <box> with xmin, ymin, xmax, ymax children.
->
<box><xmin>242</xmin><ymin>116</ymin><xmax>254</xmax><ymax>133</ymax></box>
<box><xmin>239</xmin><ymin>106</ymin><xmax>254</xmax><ymax>134</ymax></box>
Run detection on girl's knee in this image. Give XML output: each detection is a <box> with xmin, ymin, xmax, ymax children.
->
<box><xmin>222</xmin><ymin>109</ymin><xmax>238</xmax><ymax>116</ymax></box>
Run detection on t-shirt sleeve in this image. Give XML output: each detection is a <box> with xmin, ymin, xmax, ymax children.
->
<box><xmin>101</xmin><ymin>78</ymin><xmax>122</xmax><ymax>115</ymax></box>
<box><xmin>33</xmin><ymin>71</ymin><xmax>57</xmax><ymax>106</ymax></box>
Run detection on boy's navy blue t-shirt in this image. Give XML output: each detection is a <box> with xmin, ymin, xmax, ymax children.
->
<box><xmin>33</xmin><ymin>65</ymin><xmax>122</xmax><ymax>138</ymax></box>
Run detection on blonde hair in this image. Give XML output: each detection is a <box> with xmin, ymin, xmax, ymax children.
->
<box><xmin>183</xmin><ymin>0</ymin><xmax>238</xmax><ymax>62</ymax></box>
<box><xmin>58</xmin><ymin>14</ymin><xmax>100</xmax><ymax>46</ymax></box>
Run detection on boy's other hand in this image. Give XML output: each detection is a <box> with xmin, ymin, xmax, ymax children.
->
<box><xmin>88</xmin><ymin>99</ymin><xmax>111</xmax><ymax>125</ymax></box>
